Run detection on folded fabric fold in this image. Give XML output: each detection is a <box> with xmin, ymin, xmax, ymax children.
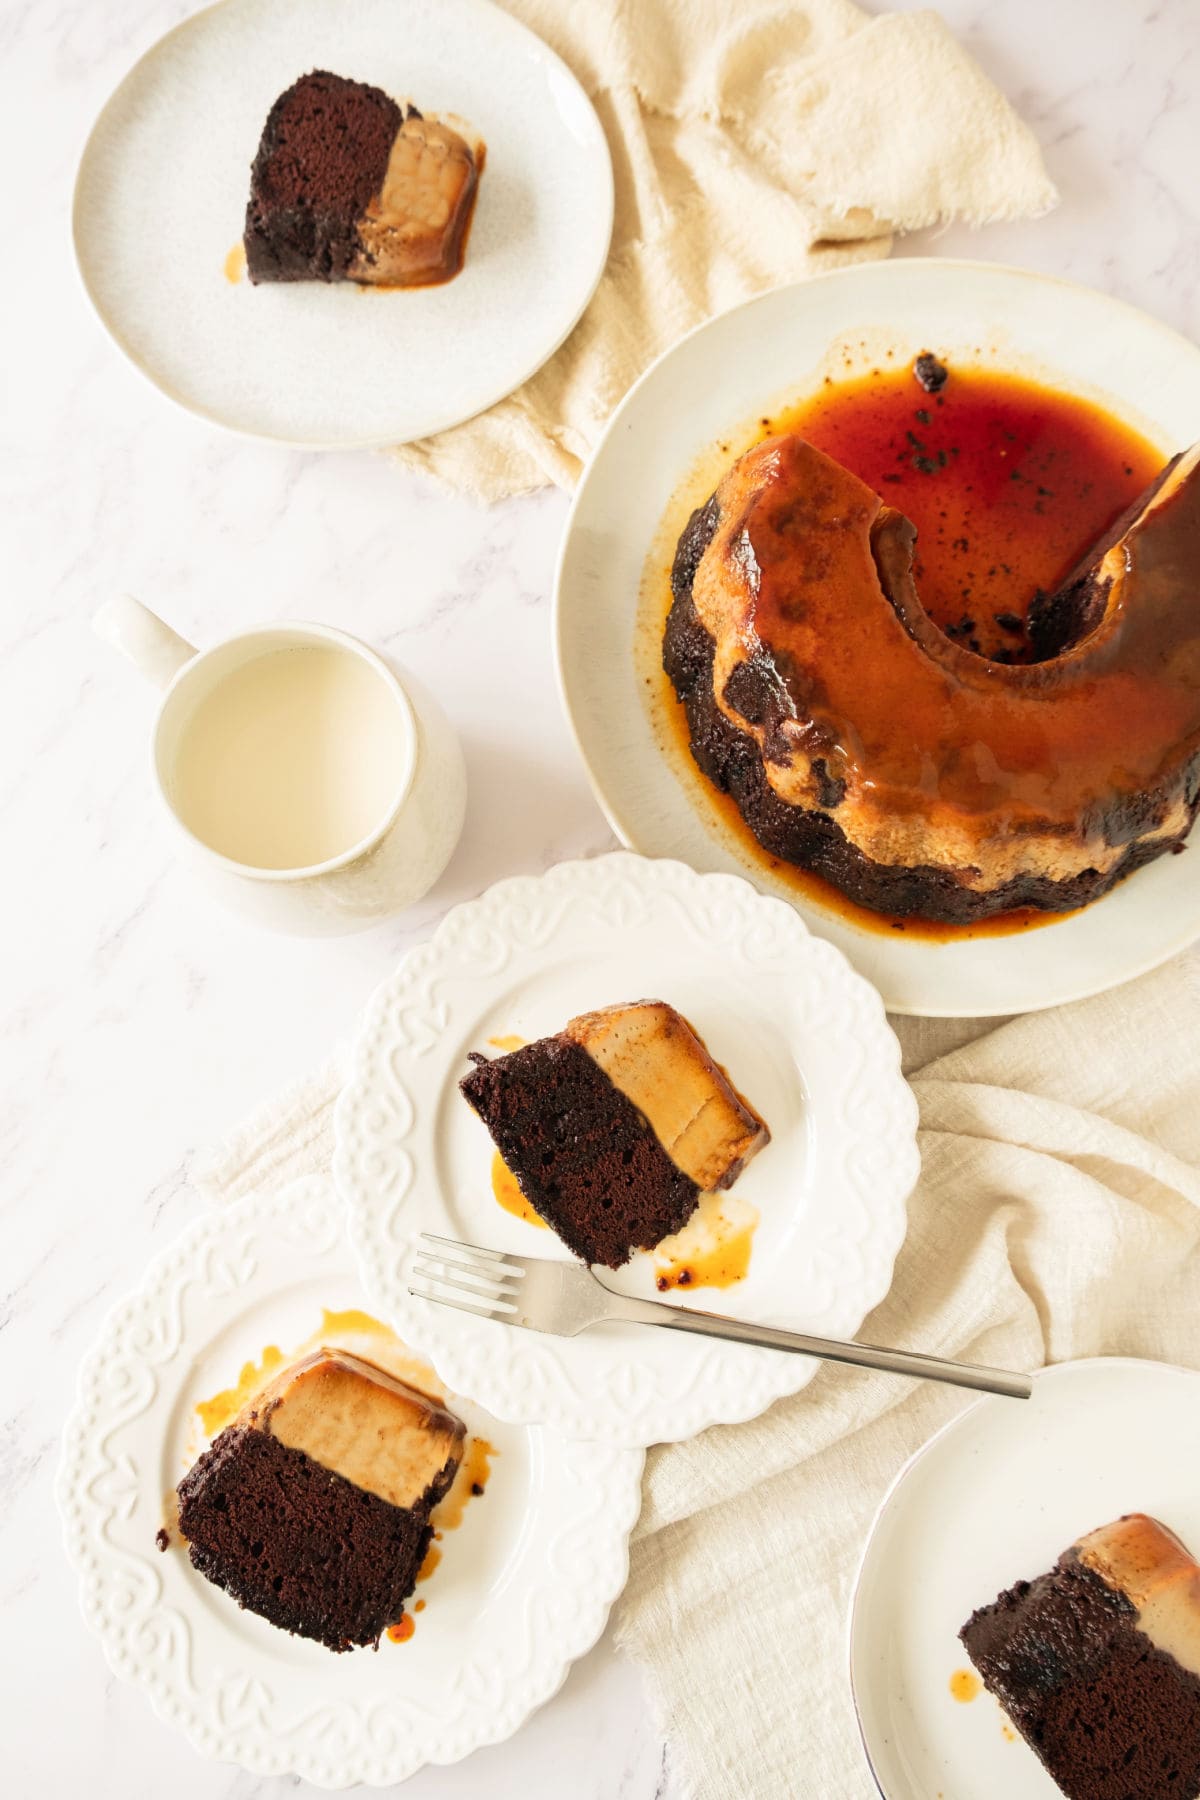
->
<box><xmin>388</xmin><ymin>0</ymin><xmax>1058</xmax><ymax>499</ymax></box>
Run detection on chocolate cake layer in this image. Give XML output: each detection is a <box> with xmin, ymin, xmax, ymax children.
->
<box><xmin>245</xmin><ymin>72</ymin><xmax>403</xmax><ymax>283</ymax></box>
<box><xmin>177</xmin><ymin>1349</ymin><xmax>464</xmax><ymax>1651</ymax></box>
<box><xmin>664</xmin><ymin>461</ymin><xmax>1200</xmax><ymax>922</ymax></box>
<box><xmin>962</xmin><ymin>1522</ymin><xmax>1200</xmax><ymax>1800</ymax></box>
<box><xmin>460</xmin><ymin>1035</ymin><xmax>702</xmax><ymax>1267</ymax></box>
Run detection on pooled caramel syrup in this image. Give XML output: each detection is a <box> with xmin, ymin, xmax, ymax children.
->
<box><xmin>771</xmin><ymin>364</ymin><xmax>1159</xmax><ymax>663</ymax></box>
<box><xmin>949</xmin><ymin>1668</ymin><xmax>982</xmax><ymax>1703</ymax></box>
<box><xmin>491</xmin><ymin>1149</ymin><xmax>548</xmax><ymax>1230</ymax></box>
<box><xmin>652</xmin><ymin>361</ymin><xmax>1169</xmax><ymax>942</ymax></box>
<box><xmin>223</xmin><ymin>242</ymin><xmax>247</xmax><ymax>284</ymax></box>
<box><xmin>653</xmin><ymin>1190</ymin><xmax>759</xmax><ymax>1291</ymax></box>
<box><xmin>432</xmin><ymin>1436</ymin><xmax>496</xmax><ymax>1531</ymax></box>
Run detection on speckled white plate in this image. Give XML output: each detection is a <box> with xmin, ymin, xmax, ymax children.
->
<box><xmin>849</xmin><ymin>1358</ymin><xmax>1200</xmax><ymax>1800</ymax></box>
<box><xmin>555</xmin><ymin>259</ymin><xmax>1200</xmax><ymax>1016</ymax></box>
<box><xmin>56</xmin><ymin>1178</ymin><xmax>643</xmax><ymax>1790</ymax></box>
<box><xmin>334</xmin><ymin>852</ymin><xmax>919</xmax><ymax>1449</ymax></box>
<box><xmin>72</xmin><ymin>0</ymin><xmax>612</xmax><ymax>447</ymax></box>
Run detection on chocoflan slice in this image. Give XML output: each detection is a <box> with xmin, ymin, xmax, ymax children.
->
<box><xmin>459</xmin><ymin>1000</ymin><xmax>769</xmax><ymax>1267</ymax></box>
<box><xmin>177</xmin><ymin>1349</ymin><xmax>465</xmax><ymax>1651</ymax></box>
<box><xmin>244</xmin><ymin>71</ymin><xmax>481</xmax><ymax>287</ymax></box>
<box><xmin>961</xmin><ymin>1514</ymin><xmax>1200</xmax><ymax>1800</ymax></box>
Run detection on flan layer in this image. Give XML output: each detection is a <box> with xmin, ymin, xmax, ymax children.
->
<box><xmin>562</xmin><ymin>1002</ymin><xmax>767</xmax><ymax>1191</ymax></box>
<box><xmin>961</xmin><ymin>1514</ymin><xmax>1200</xmax><ymax>1800</ymax></box>
<box><xmin>459</xmin><ymin>1000</ymin><xmax>768</xmax><ymax>1267</ymax></box>
<box><xmin>664</xmin><ymin>434</ymin><xmax>1200</xmax><ymax>920</ymax></box>
<box><xmin>244</xmin><ymin>72</ymin><xmax>480</xmax><ymax>287</ymax></box>
<box><xmin>177</xmin><ymin>1349</ymin><xmax>464</xmax><ymax>1651</ymax></box>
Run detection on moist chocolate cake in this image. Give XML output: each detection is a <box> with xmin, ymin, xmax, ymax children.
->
<box><xmin>459</xmin><ymin>1000</ymin><xmax>769</xmax><ymax>1267</ymax></box>
<box><xmin>664</xmin><ymin>434</ymin><xmax>1200</xmax><ymax>921</ymax></box>
<box><xmin>961</xmin><ymin>1514</ymin><xmax>1200</xmax><ymax>1800</ymax></box>
<box><xmin>244</xmin><ymin>71</ymin><xmax>481</xmax><ymax>287</ymax></box>
<box><xmin>177</xmin><ymin>1349</ymin><xmax>464</xmax><ymax>1651</ymax></box>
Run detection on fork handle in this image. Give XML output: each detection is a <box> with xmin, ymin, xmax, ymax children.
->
<box><xmin>607</xmin><ymin>1292</ymin><xmax>1031</xmax><ymax>1400</ymax></box>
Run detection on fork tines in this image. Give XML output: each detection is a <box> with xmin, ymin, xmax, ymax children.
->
<box><xmin>410</xmin><ymin>1232</ymin><xmax>525</xmax><ymax>1320</ymax></box>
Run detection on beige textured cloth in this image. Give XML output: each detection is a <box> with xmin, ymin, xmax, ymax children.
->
<box><xmin>194</xmin><ymin>945</ymin><xmax>1200</xmax><ymax>1798</ymax></box>
<box><xmin>392</xmin><ymin>0</ymin><xmax>1057</xmax><ymax>499</ymax></box>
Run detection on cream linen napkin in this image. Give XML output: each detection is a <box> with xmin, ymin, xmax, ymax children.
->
<box><xmin>393</xmin><ymin>0</ymin><xmax>1057</xmax><ymax>499</ymax></box>
<box><xmin>193</xmin><ymin>944</ymin><xmax>1200</xmax><ymax>1798</ymax></box>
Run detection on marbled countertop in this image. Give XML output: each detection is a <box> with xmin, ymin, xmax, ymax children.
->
<box><xmin>4</xmin><ymin>1</ymin><xmax>1197</xmax><ymax>1794</ymax></box>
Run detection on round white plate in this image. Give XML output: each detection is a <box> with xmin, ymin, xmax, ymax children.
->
<box><xmin>849</xmin><ymin>1357</ymin><xmax>1200</xmax><ymax>1800</ymax></box>
<box><xmin>555</xmin><ymin>259</ymin><xmax>1200</xmax><ymax>1017</ymax></box>
<box><xmin>73</xmin><ymin>0</ymin><xmax>612</xmax><ymax>447</ymax></box>
<box><xmin>56</xmin><ymin>1178</ymin><xmax>643</xmax><ymax>1790</ymax></box>
<box><xmin>334</xmin><ymin>852</ymin><xmax>919</xmax><ymax>1449</ymax></box>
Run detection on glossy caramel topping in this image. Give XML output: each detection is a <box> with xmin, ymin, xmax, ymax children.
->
<box><xmin>697</xmin><ymin>435</ymin><xmax>1200</xmax><ymax>838</ymax></box>
<box><xmin>1076</xmin><ymin>1514</ymin><xmax>1200</xmax><ymax>1678</ymax></box>
<box><xmin>563</xmin><ymin>1001</ymin><xmax>769</xmax><ymax>1190</ymax></box>
<box><xmin>353</xmin><ymin>115</ymin><xmax>480</xmax><ymax>287</ymax></box>
<box><xmin>769</xmin><ymin>364</ymin><xmax>1162</xmax><ymax>661</ymax></box>
<box><xmin>239</xmin><ymin>1348</ymin><xmax>465</xmax><ymax>1511</ymax></box>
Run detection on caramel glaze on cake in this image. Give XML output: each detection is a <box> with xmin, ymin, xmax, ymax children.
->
<box><xmin>664</xmin><ymin>433</ymin><xmax>1200</xmax><ymax>921</ymax></box>
<box><xmin>962</xmin><ymin>1515</ymin><xmax>1200</xmax><ymax>1800</ymax></box>
<box><xmin>177</xmin><ymin>1349</ymin><xmax>464</xmax><ymax>1651</ymax></box>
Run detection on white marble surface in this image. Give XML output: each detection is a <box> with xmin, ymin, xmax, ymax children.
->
<box><xmin>3</xmin><ymin>1</ymin><xmax>1197</xmax><ymax>1794</ymax></box>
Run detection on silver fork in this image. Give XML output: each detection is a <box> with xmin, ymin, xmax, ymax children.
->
<box><xmin>410</xmin><ymin>1233</ymin><xmax>1031</xmax><ymax>1400</ymax></box>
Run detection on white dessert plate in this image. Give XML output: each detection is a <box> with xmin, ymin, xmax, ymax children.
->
<box><xmin>72</xmin><ymin>0</ymin><xmax>612</xmax><ymax>447</ymax></box>
<box><xmin>334</xmin><ymin>852</ymin><xmax>919</xmax><ymax>1449</ymax></box>
<box><xmin>56</xmin><ymin>1177</ymin><xmax>643</xmax><ymax>1790</ymax></box>
<box><xmin>849</xmin><ymin>1357</ymin><xmax>1200</xmax><ymax>1800</ymax></box>
<box><xmin>555</xmin><ymin>259</ymin><xmax>1200</xmax><ymax>1017</ymax></box>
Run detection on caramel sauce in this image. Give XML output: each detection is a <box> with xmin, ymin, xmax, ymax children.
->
<box><xmin>491</xmin><ymin>1149</ymin><xmax>548</xmax><ymax>1229</ymax></box>
<box><xmin>432</xmin><ymin>1436</ymin><xmax>496</xmax><ymax>1531</ymax></box>
<box><xmin>949</xmin><ymin>1668</ymin><xmax>982</xmax><ymax>1703</ymax></box>
<box><xmin>387</xmin><ymin>1613</ymin><xmax>415</xmax><ymax>1643</ymax></box>
<box><xmin>653</xmin><ymin>1190</ymin><xmax>759</xmax><ymax>1290</ymax></box>
<box><xmin>223</xmin><ymin>242</ymin><xmax>246</xmax><ymax>285</ymax></box>
<box><xmin>359</xmin><ymin>139</ymin><xmax>485</xmax><ymax>291</ymax></box>
<box><xmin>770</xmin><ymin>365</ymin><xmax>1159</xmax><ymax>662</ymax></box>
<box><xmin>417</xmin><ymin>1542</ymin><xmax>442</xmax><ymax>1582</ymax></box>
<box><xmin>648</xmin><ymin>363</ymin><xmax>1194</xmax><ymax>941</ymax></box>
<box><xmin>487</xmin><ymin>1034</ymin><xmax>527</xmax><ymax>1053</ymax></box>
<box><xmin>1001</xmin><ymin>1723</ymin><xmax>1016</xmax><ymax>1741</ymax></box>
<box><xmin>196</xmin><ymin>1344</ymin><xmax>286</xmax><ymax>1436</ymax></box>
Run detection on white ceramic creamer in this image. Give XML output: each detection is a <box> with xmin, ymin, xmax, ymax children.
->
<box><xmin>94</xmin><ymin>597</ymin><xmax>467</xmax><ymax>934</ymax></box>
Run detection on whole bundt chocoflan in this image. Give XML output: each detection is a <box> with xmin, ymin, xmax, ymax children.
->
<box><xmin>663</xmin><ymin>434</ymin><xmax>1200</xmax><ymax>922</ymax></box>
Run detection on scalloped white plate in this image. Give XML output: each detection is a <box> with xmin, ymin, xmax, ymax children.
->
<box><xmin>849</xmin><ymin>1358</ymin><xmax>1200</xmax><ymax>1800</ymax></box>
<box><xmin>72</xmin><ymin>0</ymin><xmax>612</xmax><ymax>447</ymax></box>
<box><xmin>56</xmin><ymin>1178</ymin><xmax>643</xmax><ymax>1790</ymax></box>
<box><xmin>334</xmin><ymin>852</ymin><xmax>919</xmax><ymax>1448</ymax></box>
<box><xmin>555</xmin><ymin>260</ymin><xmax>1200</xmax><ymax>1016</ymax></box>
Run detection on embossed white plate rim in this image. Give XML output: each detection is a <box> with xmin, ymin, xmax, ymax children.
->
<box><xmin>554</xmin><ymin>258</ymin><xmax>1200</xmax><ymax>1017</ymax></box>
<box><xmin>334</xmin><ymin>851</ymin><xmax>919</xmax><ymax>1449</ymax></box>
<box><xmin>56</xmin><ymin>1177</ymin><xmax>644</xmax><ymax>1789</ymax></box>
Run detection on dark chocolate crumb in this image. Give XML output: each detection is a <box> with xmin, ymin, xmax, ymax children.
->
<box><xmin>913</xmin><ymin>352</ymin><xmax>948</xmax><ymax>393</ymax></box>
<box><xmin>155</xmin><ymin>1528</ymin><xmax>170</xmax><ymax>1552</ymax></box>
<box><xmin>470</xmin><ymin>1482</ymin><xmax>484</xmax><ymax>1496</ymax></box>
<box><xmin>995</xmin><ymin>612</ymin><xmax>1024</xmax><ymax>633</ymax></box>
